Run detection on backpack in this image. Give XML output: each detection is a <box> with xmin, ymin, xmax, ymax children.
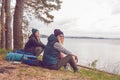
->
<box><xmin>22</xmin><ymin>53</ymin><xmax>40</xmax><ymax>66</ymax></box>
<box><xmin>14</xmin><ymin>50</ymin><xmax>37</xmax><ymax>60</ymax></box>
<box><xmin>6</xmin><ymin>51</ymin><xmax>37</xmax><ymax>61</ymax></box>
<box><xmin>6</xmin><ymin>50</ymin><xmax>42</xmax><ymax>66</ymax></box>
<box><xmin>22</xmin><ymin>59</ymin><xmax>43</xmax><ymax>66</ymax></box>
<box><xmin>23</xmin><ymin>54</ymin><xmax>37</xmax><ymax>60</ymax></box>
<box><xmin>6</xmin><ymin>52</ymin><xmax>24</xmax><ymax>61</ymax></box>
<box><xmin>13</xmin><ymin>50</ymin><xmax>33</xmax><ymax>55</ymax></box>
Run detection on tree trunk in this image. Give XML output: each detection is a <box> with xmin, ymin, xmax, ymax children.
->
<box><xmin>0</xmin><ymin>12</ymin><xmax>1</xmax><ymax>48</ymax></box>
<box><xmin>5</xmin><ymin>0</ymin><xmax>12</xmax><ymax>50</ymax></box>
<box><xmin>1</xmin><ymin>0</ymin><xmax>6</xmax><ymax>49</ymax></box>
<box><xmin>13</xmin><ymin>0</ymin><xmax>25</xmax><ymax>50</ymax></box>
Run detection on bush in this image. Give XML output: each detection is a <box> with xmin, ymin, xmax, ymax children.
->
<box><xmin>88</xmin><ymin>59</ymin><xmax>98</xmax><ymax>69</ymax></box>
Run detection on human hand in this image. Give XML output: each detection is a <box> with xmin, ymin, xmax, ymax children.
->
<box><xmin>74</xmin><ymin>55</ymin><xmax>78</xmax><ymax>63</ymax></box>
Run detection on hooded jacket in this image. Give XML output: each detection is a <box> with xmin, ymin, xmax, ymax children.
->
<box><xmin>42</xmin><ymin>34</ymin><xmax>60</xmax><ymax>66</ymax></box>
<box><xmin>24</xmin><ymin>34</ymin><xmax>45</xmax><ymax>55</ymax></box>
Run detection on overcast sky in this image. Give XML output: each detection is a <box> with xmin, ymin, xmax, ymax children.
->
<box><xmin>30</xmin><ymin>0</ymin><xmax>120</xmax><ymax>38</ymax></box>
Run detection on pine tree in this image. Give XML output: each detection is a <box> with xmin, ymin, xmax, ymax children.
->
<box><xmin>25</xmin><ymin>0</ymin><xmax>62</xmax><ymax>23</ymax></box>
<box><xmin>13</xmin><ymin>0</ymin><xmax>62</xmax><ymax>49</ymax></box>
<box><xmin>1</xmin><ymin>0</ymin><xmax>6</xmax><ymax>49</ymax></box>
<box><xmin>5</xmin><ymin>0</ymin><xmax>12</xmax><ymax>50</ymax></box>
<box><xmin>13</xmin><ymin>0</ymin><xmax>26</xmax><ymax>50</ymax></box>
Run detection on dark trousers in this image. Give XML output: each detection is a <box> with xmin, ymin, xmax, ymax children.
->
<box><xmin>48</xmin><ymin>55</ymin><xmax>78</xmax><ymax>71</ymax></box>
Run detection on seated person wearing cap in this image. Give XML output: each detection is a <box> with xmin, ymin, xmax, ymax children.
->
<box><xmin>24</xmin><ymin>29</ymin><xmax>45</xmax><ymax>56</ymax></box>
<box><xmin>42</xmin><ymin>29</ymin><xmax>78</xmax><ymax>72</ymax></box>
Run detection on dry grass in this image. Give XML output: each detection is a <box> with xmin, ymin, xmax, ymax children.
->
<box><xmin>0</xmin><ymin>60</ymin><xmax>90</xmax><ymax>80</ymax></box>
<box><xmin>0</xmin><ymin>49</ymin><xmax>120</xmax><ymax>80</ymax></box>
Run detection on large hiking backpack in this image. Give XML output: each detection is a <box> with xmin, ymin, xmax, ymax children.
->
<box><xmin>22</xmin><ymin>59</ymin><xmax>43</xmax><ymax>66</ymax></box>
<box><xmin>13</xmin><ymin>50</ymin><xmax>33</xmax><ymax>55</ymax></box>
<box><xmin>6</xmin><ymin>50</ymin><xmax>37</xmax><ymax>61</ymax></box>
<box><xmin>6</xmin><ymin>52</ymin><xmax>24</xmax><ymax>61</ymax></box>
<box><xmin>6</xmin><ymin>50</ymin><xmax>42</xmax><ymax>66</ymax></box>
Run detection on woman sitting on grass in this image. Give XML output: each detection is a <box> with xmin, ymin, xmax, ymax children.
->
<box><xmin>24</xmin><ymin>28</ymin><xmax>45</xmax><ymax>57</ymax></box>
<box><xmin>42</xmin><ymin>29</ymin><xmax>79</xmax><ymax>72</ymax></box>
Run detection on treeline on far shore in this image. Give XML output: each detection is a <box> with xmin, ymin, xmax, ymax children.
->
<box><xmin>40</xmin><ymin>34</ymin><xmax>120</xmax><ymax>40</ymax></box>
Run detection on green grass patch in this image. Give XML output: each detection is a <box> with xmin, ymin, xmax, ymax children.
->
<box><xmin>80</xmin><ymin>69</ymin><xmax>120</xmax><ymax>80</ymax></box>
<box><xmin>0</xmin><ymin>48</ymin><xmax>8</xmax><ymax>55</ymax></box>
<box><xmin>0</xmin><ymin>48</ymin><xmax>12</xmax><ymax>60</ymax></box>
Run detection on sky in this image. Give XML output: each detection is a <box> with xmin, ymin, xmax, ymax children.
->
<box><xmin>30</xmin><ymin>0</ymin><xmax>120</xmax><ymax>38</ymax></box>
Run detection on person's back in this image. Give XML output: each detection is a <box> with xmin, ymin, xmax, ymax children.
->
<box><xmin>24</xmin><ymin>34</ymin><xmax>37</xmax><ymax>51</ymax></box>
<box><xmin>42</xmin><ymin>34</ymin><xmax>59</xmax><ymax>66</ymax></box>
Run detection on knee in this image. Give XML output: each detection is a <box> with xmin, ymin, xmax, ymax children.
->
<box><xmin>67</xmin><ymin>55</ymin><xmax>73</xmax><ymax>59</ymax></box>
<box><xmin>35</xmin><ymin>47</ymin><xmax>43</xmax><ymax>51</ymax></box>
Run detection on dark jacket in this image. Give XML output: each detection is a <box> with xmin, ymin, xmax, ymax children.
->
<box><xmin>42</xmin><ymin>34</ymin><xmax>60</xmax><ymax>66</ymax></box>
<box><xmin>24</xmin><ymin>34</ymin><xmax>45</xmax><ymax>55</ymax></box>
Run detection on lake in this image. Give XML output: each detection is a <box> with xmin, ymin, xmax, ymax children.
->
<box><xmin>41</xmin><ymin>38</ymin><xmax>120</xmax><ymax>74</ymax></box>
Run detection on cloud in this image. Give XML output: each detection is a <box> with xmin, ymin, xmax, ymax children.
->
<box><xmin>30</xmin><ymin>0</ymin><xmax>120</xmax><ymax>38</ymax></box>
<box><xmin>112</xmin><ymin>0</ymin><xmax>120</xmax><ymax>14</ymax></box>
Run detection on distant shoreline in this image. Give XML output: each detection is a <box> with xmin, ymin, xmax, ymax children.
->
<box><xmin>65</xmin><ymin>36</ymin><xmax>120</xmax><ymax>40</ymax></box>
<box><xmin>40</xmin><ymin>34</ymin><xmax>120</xmax><ymax>40</ymax></box>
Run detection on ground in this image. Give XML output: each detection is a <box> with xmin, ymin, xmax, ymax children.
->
<box><xmin>0</xmin><ymin>50</ymin><xmax>120</xmax><ymax>80</ymax></box>
<box><xmin>0</xmin><ymin>60</ymin><xmax>89</xmax><ymax>80</ymax></box>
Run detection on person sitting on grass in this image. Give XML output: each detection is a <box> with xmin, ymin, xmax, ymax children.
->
<box><xmin>42</xmin><ymin>29</ymin><xmax>79</xmax><ymax>72</ymax></box>
<box><xmin>24</xmin><ymin>28</ymin><xmax>46</xmax><ymax>57</ymax></box>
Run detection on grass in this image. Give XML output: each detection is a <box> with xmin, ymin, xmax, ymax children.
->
<box><xmin>0</xmin><ymin>49</ymin><xmax>120</xmax><ymax>80</ymax></box>
<box><xmin>0</xmin><ymin>48</ymin><xmax>8</xmax><ymax>60</ymax></box>
<box><xmin>80</xmin><ymin>69</ymin><xmax>120</xmax><ymax>80</ymax></box>
<box><xmin>17</xmin><ymin>66</ymin><xmax>85</xmax><ymax>80</ymax></box>
<box><xmin>0</xmin><ymin>48</ymin><xmax>8</xmax><ymax>55</ymax></box>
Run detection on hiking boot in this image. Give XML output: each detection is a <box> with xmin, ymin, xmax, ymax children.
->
<box><xmin>64</xmin><ymin>64</ymin><xmax>71</xmax><ymax>71</ymax></box>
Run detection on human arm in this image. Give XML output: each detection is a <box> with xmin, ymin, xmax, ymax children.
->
<box><xmin>54</xmin><ymin>42</ymin><xmax>78</xmax><ymax>62</ymax></box>
<box><xmin>30</xmin><ymin>37</ymin><xmax>46</xmax><ymax>49</ymax></box>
